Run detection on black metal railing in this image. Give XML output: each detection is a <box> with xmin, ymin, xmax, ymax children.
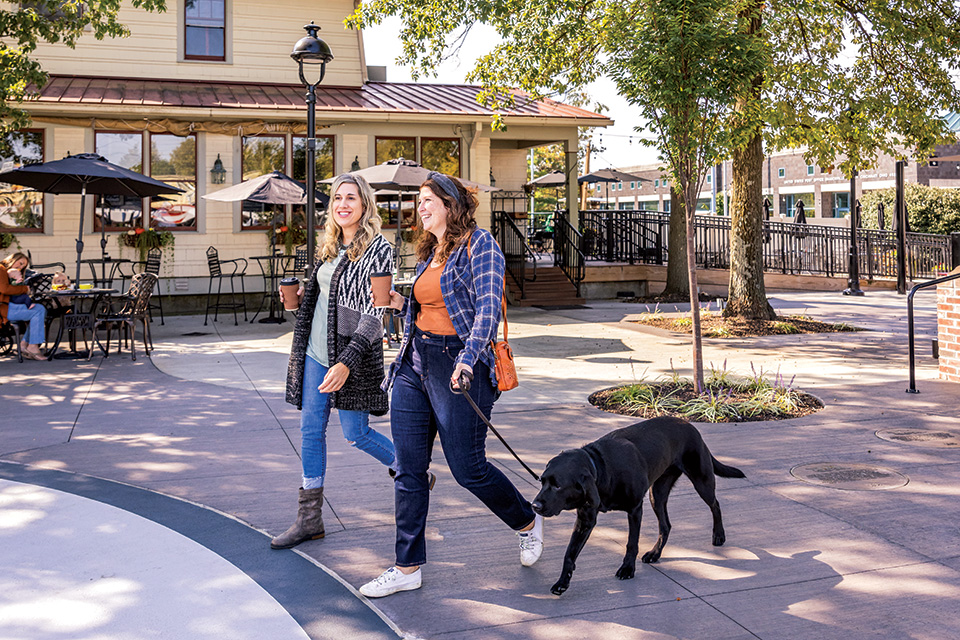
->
<box><xmin>494</xmin><ymin>211</ymin><xmax>537</xmax><ymax>299</ymax></box>
<box><xmin>906</xmin><ymin>270</ymin><xmax>960</xmax><ymax>393</ymax></box>
<box><xmin>580</xmin><ymin>209</ymin><xmax>953</xmax><ymax>280</ymax></box>
<box><xmin>553</xmin><ymin>212</ymin><xmax>585</xmax><ymax>297</ymax></box>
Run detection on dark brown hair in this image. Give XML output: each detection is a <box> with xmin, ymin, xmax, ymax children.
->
<box><xmin>415</xmin><ymin>176</ymin><xmax>479</xmax><ymax>263</ymax></box>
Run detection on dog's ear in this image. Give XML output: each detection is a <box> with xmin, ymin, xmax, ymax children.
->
<box><xmin>578</xmin><ymin>471</ymin><xmax>601</xmax><ymax>509</ymax></box>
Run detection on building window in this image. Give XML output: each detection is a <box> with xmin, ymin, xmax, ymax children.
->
<box><xmin>376</xmin><ymin>137</ymin><xmax>416</xmax><ymax>165</ymax></box>
<box><xmin>662</xmin><ymin>179</ymin><xmax>669</xmax><ymax>188</ymax></box>
<box><xmin>630</xmin><ymin>181</ymin><xmax>636</xmax><ymax>189</ymax></box>
<box><xmin>241</xmin><ymin>135</ymin><xmax>285</xmax><ymax>230</ymax></box>
<box><xmin>0</xmin><ymin>129</ymin><xmax>44</xmax><ymax>232</ymax></box>
<box><xmin>420</xmin><ymin>138</ymin><xmax>460</xmax><ymax>176</ymax></box>
<box><xmin>778</xmin><ymin>167</ymin><xmax>785</xmax><ymax>178</ymax></box>
<box><xmin>149</xmin><ymin>134</ymin><xmax>196</xmax><ymax>230</ymax></box>
<box><xmin>807</xmin><ymin>165</ymin><xmax>815</xmax><ymax>176</ymax></box>
<box><xmin>653</xmin><ymin>180</ymin><xmax>658</xmax><ymax>188</ymax></box>
<box><xmin>292</xmin><ymin>135</ymin><xmax>335</xmax><ymax>231</ymax></box>
<box><xmin>185</xmin><ymin>0</ymin><xmax>225</xmax><ymax>61</ymax></box>
<box><xmin>833</xmin><ymin>193</ymin><xmax>850</xmax><ymax>218</ymax></box>
<box><xmin>662</xmin><ymin>199</ymin><xmax>670</xmax><ymax>213</ymax></box>
<box><xmin>618</xmin><ymin>201</ymin><xmax>633</xmax><ymax>210</ymax></box>
<box><xmin>706</xmin><ymin>173</ymin><xmax>712</xmax><ymax>184</ymax></box>
<box><xmin>782</xmin><ymin>193</ymin><xmax>814</xmax><ymax>217</ymax></box>
<box><xmin>95</xmin><ymin>131</ymin><xmax>143</xmax><ymax>231</ymax></box>
<box><xmin>617</xmin><ymin>182</ymin><xmax>623</xmax><ymax>190</ymax></box>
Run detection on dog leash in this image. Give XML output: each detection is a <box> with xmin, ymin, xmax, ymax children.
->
<box><xmin>450</xmin><ymin>373</ymin><xmax>541</xmax><ymax>482</ymax></box>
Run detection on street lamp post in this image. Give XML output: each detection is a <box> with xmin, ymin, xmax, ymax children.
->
<box><xmin>843</xmin><ymin>169</ymin><xmax>865</xmax><ymax>296</ymax></box>
<box><xmin>291</xmin><ymin>21</ymin><xmax>334</xmax><ymax>273</ymax></box>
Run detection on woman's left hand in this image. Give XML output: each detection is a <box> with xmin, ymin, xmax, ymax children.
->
<box><xmin>318</xmin><ymin>362</ymin><xmax>351</xmax><ymax>393</ymax></box>
<box><xmin>451</xmin><ymin>363</ymin><xmax>473</xmax><ymax>390</ymax></box>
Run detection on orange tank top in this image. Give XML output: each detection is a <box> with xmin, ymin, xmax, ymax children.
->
<box><xmin>414</xmin><ymin>262</ymin><xmax>458</xmax><ymax>335</ymax></box>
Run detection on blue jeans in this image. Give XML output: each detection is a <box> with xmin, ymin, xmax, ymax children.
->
<box><xmin>7</xmin><ymin>302</ymin><xmax>46</xmax><ymax>345</ymax></box>
<box><xmin>300</xmin><ymin>355</ymin><xmax>395</xmax><ymax>489</ymax></box>
<box><xmin>391</xmin><ymin>329</ymin><xmax>535</xmax><ymax>567</ymax></box>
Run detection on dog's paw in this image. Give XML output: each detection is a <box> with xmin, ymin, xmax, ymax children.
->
<box><xmin>615</xmin><ymin>564</ymin><xmax>635</xmax><ymax>580</ymax></box>
<box><xmin>713</xmin><ymin>532</ymin><xmax>726</xmax><ymax>546</ymax></box>
<box><xmin>641</xmin><ymin>550</ymin><xmax>661</xmax><ymax>564</ymax></box>
<box><xmin>550</xmin><ymin>580</ymin><xmax>569</xmax><ymax>596</ymax></box>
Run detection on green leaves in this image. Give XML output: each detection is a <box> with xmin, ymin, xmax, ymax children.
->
<box><xmin>1</xmin><ymin>1</ymin><xmax>167</xmax><ymax>135</ymax></box>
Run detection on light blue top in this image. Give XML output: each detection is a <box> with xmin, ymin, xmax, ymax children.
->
<box><xmin>306</xmin><ymin>249</ymin><xmax>344</xmax><ymax>366</ymax></box>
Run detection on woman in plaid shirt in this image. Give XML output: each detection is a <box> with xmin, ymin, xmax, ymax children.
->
<box><xmin>360</xmin><ymin>172</ymin><xmax>543</xmax><ymax>598</ymax></box>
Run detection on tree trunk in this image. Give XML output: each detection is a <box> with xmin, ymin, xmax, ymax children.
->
<box><xmin>662</xmin><ymin>187</ymin><xmax>690</xmax><ymax>296</ymax></box>
<box><xmin>725</xmin><ymin>131</ymin><xmax>776</xmax><ymax>320</ymax></box>
<box><xmin>684</xmin><ymin>182</ymin><xmax>705</xmax><ymax>393</ymax></box>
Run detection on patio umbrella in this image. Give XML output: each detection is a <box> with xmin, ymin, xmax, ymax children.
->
<box><xmin>0</xmin><ymin>152</ymin><xmax>182</xmax><ymax>287</ymax></box>
<box><xmin>578</xmin><ymin>168</ymin><xmax>648</xmax><ymax>209</ymax></box>
<box><xmin>855</xmin><ymin>199</ymin><xmax>862</xmax><ymax>228</ymax></box>
<box><xmin>327</xmin><ymin>158</ymin><xmax>498</xmax><ymax>193</ymax></box>
<box><xmin>204</xmin><ymin>170</ymin><xmax>329</xmax><ymax>248</ymax></box>
<box><xmin>525</xmin><ymin>170</ymin><xmax>568</xmax><ymax>189</ymax></box>
<box><xmin>763</xmin><ymin>197</ymin><xmax>771</xmax><ymax>220</ymax></box>
<box><xmin>877</xmin><ymin>202</ymin><xmax>886</xmax><ymax>230</ymax></box>
<box><xmin>322</xmin><ymin>158</ymin><xmax>497</xmax><ymax>269</ymax></box>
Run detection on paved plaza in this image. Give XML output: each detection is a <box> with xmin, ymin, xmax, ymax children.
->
<box><xmin>2</xmin><ymin>289</ymin><xmax>959</xmax><ymax>639</ymax></box>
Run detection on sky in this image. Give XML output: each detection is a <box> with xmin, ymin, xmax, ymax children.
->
<box><xmin>361</xmin><ymin>18</ymin><xmax>663</xmax><ymax>173</ymax></box>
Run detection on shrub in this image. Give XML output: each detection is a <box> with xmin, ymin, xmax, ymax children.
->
<box><xmin>859</xmin><ymin>183</ymin><xmax>960</xmax><ymax>235</ymax></box>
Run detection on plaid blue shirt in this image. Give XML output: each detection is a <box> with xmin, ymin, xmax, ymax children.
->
<box><xmin>385</xmin><ymin>227</ymin><xmax>505</xmax><ymax>389</ymax></box>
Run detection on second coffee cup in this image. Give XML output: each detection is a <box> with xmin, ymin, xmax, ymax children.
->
<box><xmin>370</xmin><ymin>272</ymin><xmax>392</xmax><ymax>307</ymax></box>
<box><xmin>279</xmin><ymin>277</ymin><xmax>301</xmax><ymax>311</ymax></box>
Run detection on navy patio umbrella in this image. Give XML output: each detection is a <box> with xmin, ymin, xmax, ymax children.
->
<box><xmin>0</xmin><ymin>152</ymin><xmax>183</xmax><ymax>286</ymax></box>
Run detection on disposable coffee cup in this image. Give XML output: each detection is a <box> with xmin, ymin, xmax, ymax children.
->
<box><xmin>280</xmin><ymin>277</ymin><xmax>301</xmax><ymax>311</ymax></box>
<box><xmin>370</xmin><ymin>272</ymin><xmax>392</xmax><ymax>307</ymax></box>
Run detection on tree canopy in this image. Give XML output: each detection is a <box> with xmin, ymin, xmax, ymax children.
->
<box><xmin>1</xmin><ymin>0</ymin><xmax>167</xmax><ymax>137</ymax></box>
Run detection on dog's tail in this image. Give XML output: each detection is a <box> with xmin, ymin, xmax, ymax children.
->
<box><xmin>712</xmin><ymin>457</ymin><xmax>746</xmax><ymax>479</ymax></box>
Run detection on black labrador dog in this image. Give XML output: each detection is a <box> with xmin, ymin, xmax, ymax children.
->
<box><xmin>531</xmin><ymin>416</ymin><xmax>745</xmax><ymax>595</ymax></box>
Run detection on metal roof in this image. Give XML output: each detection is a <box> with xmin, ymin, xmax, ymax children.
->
<box><xmin>32</xmin><ymin>75</ymin><xmax>609</xmax><ymax>122</ymax></box>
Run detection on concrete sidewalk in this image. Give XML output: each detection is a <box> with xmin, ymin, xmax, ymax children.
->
<box><xmin>2</xmin><ymin>289</ymin><xmax>959</xmax><ymax>639</ymax></box>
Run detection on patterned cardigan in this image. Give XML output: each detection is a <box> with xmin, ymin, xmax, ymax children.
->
<box><xmin>285</xmin><ymin>234</ymin><xmax>392</xmax><ymax>415</ymax></box>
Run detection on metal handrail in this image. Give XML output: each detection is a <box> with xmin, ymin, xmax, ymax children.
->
<box><xmin>906</xmin><ymin>270</ymin><xmax>960</xmax><ymax>393</ymax></box>
<box><xmin>553</xmin><ymin>212</ymin><xmax>585</xmax><ymax>296</ymax></box>
<box><xmin>493</xmin><ymin>211</ymin><xmax>537</xmax><ymax>300</ymax></box>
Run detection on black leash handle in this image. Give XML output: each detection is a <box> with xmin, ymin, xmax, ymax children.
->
<box><xmin>450</xmin><ymin>373</ymin><xmax>541</xmax><ymax>482</ymax></box>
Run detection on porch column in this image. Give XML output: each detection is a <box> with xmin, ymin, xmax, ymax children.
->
<box><xmin>565</xmin><ymin>135</ymin><xmax>579</xmax><ymax>227</ymax></box>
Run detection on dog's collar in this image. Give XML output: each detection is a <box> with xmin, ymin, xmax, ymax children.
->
<box><xmin>583</xmin><ymin>449</ymin><xmax>599</xmax><ymax>477</ymax></box>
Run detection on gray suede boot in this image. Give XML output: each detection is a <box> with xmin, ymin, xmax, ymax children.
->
<box><xmin>270</xmin><ymin>487</ymin><xmax>326</xmax><ymax>550</ymax></box>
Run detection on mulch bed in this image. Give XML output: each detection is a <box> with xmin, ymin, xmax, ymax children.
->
<box><xmin>629</xmin><ymin>314</ymin><xmax>863</xmax><ymax>338</ymax></box>
<box><xmin>589</xmin><ymin>384</ymin><xmax>825</xmax><ymax>422</ymax></box>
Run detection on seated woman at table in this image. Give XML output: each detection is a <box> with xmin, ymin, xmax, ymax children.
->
<box><xmin>1</xmin><ymin>252</ymin><xmax>48</xmax><ymax>361</ymax></box>
<box><xmin>272</xmin><ymin>173</ymin><xmax>410</xmax><ymax>550</ymax></box>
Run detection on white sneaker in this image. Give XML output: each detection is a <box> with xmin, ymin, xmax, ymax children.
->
<box><xmin>359</xmin><ymin>567</ymin><xmax>422</xmax><ymax>598</ymax></box>
<box><xmin>518</xmin><ymin>514</ymin><xmax>544</xmax><ymax>567</ymax></box>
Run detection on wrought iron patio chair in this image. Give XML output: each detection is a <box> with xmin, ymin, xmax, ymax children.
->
<box><xmin>92</xmin><ymin>272</ymin><xmax>158</xmax><ymax>361</ymax></box>
<box><xmin>204</xmin><ymin>246</ymin><xmax>248</xmax><ymax>326</ymax></box>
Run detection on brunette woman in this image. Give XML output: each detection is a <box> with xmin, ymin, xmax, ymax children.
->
<box><xmin>360</xmin><ymin>172</ymin><xmax>542</xmax><ymax>598</ymax></box>
<box><xmin>1</xmin><ymin>252</ymin><xmax>48</xmax><ymax>361</ymax></box>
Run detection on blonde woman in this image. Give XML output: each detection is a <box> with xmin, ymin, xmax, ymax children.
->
<box><xmin>272</xmin><ymin>173</ymin><xmax>396</xmax><ymax>550</ymax></box>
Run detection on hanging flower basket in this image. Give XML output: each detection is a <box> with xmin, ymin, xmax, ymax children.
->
<box><xmin>270</xmin><ymin>225</ymin><xmax>308</xmax><ymax>255</ymax></box>
<box><xmin>0</xmin><ymin>232</ymin><xmax>17</xmax><ymax>250</ymax></box>
<box><xmin>118</xmin><ymin>228</ymin><xmax>175</xmax><ymax>262</ymax></box>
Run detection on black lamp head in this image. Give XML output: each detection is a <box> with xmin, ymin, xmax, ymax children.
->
<box><xmin>291</xmin><ymin>22</ymin><xmax>334</xmax><ymax>66</ymax></box>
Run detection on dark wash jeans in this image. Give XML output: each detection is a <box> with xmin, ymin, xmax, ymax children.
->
<box><xmin>391</xmin><ymin>328</ymin><xmax>536</xmax><ymax>567</ymax></box>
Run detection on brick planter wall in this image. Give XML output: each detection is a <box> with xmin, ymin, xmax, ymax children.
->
<box><xmin>937</xmin><ymin>271</ymin><xmax>960</xmax><ymax>382</ymax></box>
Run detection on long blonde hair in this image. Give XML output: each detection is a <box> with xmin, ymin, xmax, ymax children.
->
<box><xmin>319</xmin><ymin>173</ymin><xmax>382</xmax><ymax>263</ymax></box>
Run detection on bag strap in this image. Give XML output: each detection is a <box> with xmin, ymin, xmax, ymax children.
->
<box><xmin>467</xmin><ymin>232</ymin><xmax>509</xmax><ymax>343</ymax></box>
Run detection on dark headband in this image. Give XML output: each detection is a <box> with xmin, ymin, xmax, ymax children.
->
<box><xmin>427</xmin><ymin>171</ymin><xmax>462</xmax><ymax>205</ymax></box>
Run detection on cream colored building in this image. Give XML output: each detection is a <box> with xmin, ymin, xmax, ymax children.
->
<box><xmin>2</xmin><ymin>0</ymin><xmax>608</xmax><ymax>299</ymax></box>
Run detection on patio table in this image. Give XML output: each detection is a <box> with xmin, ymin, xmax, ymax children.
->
<box><xmin>250</xmin><ymin>254</ymin><xmax>294</xmax><ymax>324</ymax></box>
<box><xmin>46</xmin><ymin>287</ymin><xmax>119</xmax><ymax>359</ymax></box>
